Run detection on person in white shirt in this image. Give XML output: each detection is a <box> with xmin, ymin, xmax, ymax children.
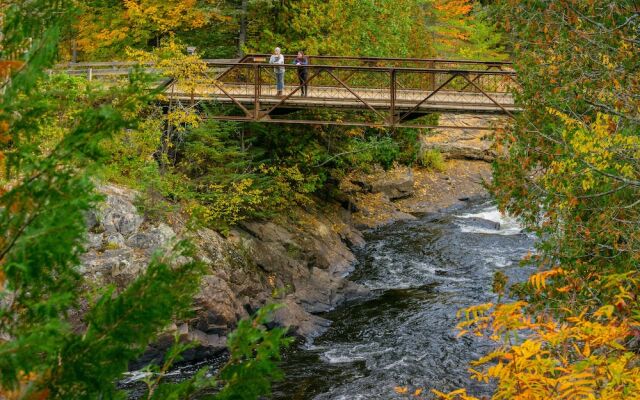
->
<box><xmin>269</xmin><ymin>47</ymin><xmax>285</xmax><ymax>96</ymax></box>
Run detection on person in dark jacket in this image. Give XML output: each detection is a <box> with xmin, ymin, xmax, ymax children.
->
<box><xmin>293</xmin><ymin>51</ymin><xmax>309</xmax><ymax>97</ymax></box>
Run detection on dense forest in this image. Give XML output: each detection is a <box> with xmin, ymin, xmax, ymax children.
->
<box><xmin>1</xmin><ymin>0</ymin><xmax>638</xmax><ymax>399</ymax></box>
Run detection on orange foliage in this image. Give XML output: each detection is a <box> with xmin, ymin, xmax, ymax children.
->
<box><xmin>0</xmin><ymin>61</ymin><xmax>23</xmax><ymax>79</ymax></box>
<box><xmin>435</xmin><ymin>296</ymin><xmax>640</xmax><ymax>399</ymax></box>
<box><xmin>433</xmin><ymin>0</ymin><xmax>474</xmax><ymax>16</ymax></box>
<box><xmin>74</xmin><ymin>0</ymin><xmax>222</xmax><ymax>59</ymax></box>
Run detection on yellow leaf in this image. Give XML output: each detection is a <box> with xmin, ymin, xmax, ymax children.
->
<box><xmin>394</xmin><ymin>386</ymin><xmax>409</xmax><ymax>394</ymax></box>
<box><xmin>456</xmin><ymin>330</ymin><xmax>468</xmax><ymax>338</ymax></box>
<box><xmin>594</xmin><ymin>305</ymin><xmax>614</xmax><ymax>319</ymax></box>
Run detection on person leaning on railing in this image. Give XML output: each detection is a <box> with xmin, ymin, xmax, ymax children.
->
<box><xmin>269</xmin><ymin>47</ymin><xmax>285</xmax><ymax>97</ymax></box>
<box><xmin>293</xmin><ymin>51</ymin><xmax>309</xmax><ymax>97</ymax></box>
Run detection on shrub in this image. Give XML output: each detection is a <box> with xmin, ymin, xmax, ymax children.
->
<box><xmin>419</xmin><ymin>148</ymin><xmax>446</xmax><ymax>171</ymax></box>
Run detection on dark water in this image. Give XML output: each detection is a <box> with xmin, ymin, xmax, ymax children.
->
<box><xmin>271</xmin><ymin>201</ymin><xmax>534</xmax><ymax>399</ymax></box>
<box><xmin>122</xmin><ymin>201</ymin><xmax>534</xmax><ymax>399</ymax></box>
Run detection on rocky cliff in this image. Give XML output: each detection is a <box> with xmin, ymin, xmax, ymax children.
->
<box><xmin>81</xmin><ymin>185</ymin><xmax>370</xmax><ymax>363</ymax></box>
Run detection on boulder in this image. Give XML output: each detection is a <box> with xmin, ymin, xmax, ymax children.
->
<box><xmin>420</xmin><ymin>114</ymin><xmax>506</xmax><ymax>162</ymax></box>
<box><xmin>92</xmin><ymin>185</ymin><xmax>144</xmax><ymax>236</ymax></box>
<box><xmin>272</xmin><ymin>299</ymin><xmax>332</xmax><ymax>339</ymax></box>
<box><xmin>460</xmin><ymin>217</ymin><xmax>500</xmax><ymax>231</ymax></box>
<box><xmin>104</xmin><ymin>232</ymin><xmax>125</xmax><ymax>248</ymax></box>
<box><xmin>194</xmin><ymin>275</ymin><xmax>247</xmax><ymax>332</ymax></box>
<box><xmin>369</xmin><ymin>169</ymin><xmax>414</xmax><ymax>199</ymax></box>
<box><xmin>350</xmin><ymin>167</ymin><xmax>415</xmax><ymax>200</ymax></box>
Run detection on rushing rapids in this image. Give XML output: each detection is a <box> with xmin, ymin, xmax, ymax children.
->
<box><xmin>271</xmin><ymin>200</ymin><xmax>534</xmax><ymax>399</ymax></box>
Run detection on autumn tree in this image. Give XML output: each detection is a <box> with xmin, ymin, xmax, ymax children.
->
<box><xmin>239</xmin><ymin>0</ymin><xmax>503</xmax><ymax>59</ymax></box>
<box><xmin>425</xmin><ymin>0</ymin><xmax>506</xmax><ymax>59</ymax></box>
<box><xmin>435</xmin><ymin>1</ymin><xmax>640</xmax><ymax>398</ymax></box>
<box><xmin>242</xmin><ymin>0</ymin><xmax>435</xmax><ymax>57</ymax></box>
<box><xmin>71</xmin><ymin>0</ymin><xmax>226</xmax><ymax>60</ymax></box>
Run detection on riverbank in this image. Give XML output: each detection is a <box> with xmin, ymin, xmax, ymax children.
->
<box><xmin>80</xmin><ymin>153</ymin><xmax>493</xmax><ymax>365</ymax></box>
<box><xmin>342</xmin><ymin>159</ymin><xmax>492</xmax><ymax>229</ymax></box>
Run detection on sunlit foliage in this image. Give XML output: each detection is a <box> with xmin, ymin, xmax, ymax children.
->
<box><xmin>73</xmin><ymin>0</ymin><xmax>225</xmax><ymax>59</ymax></box>
<box><xmin>435</xmin><ymin>1</ymin><xmax>640</xmax><ymax>398</ymax></box>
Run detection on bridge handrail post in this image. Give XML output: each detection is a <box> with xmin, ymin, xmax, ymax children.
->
<box><xmin>428</xmin><ymin>61</ymin><xmax>435</xmax><ymax>91</ymax></box>
<box><xmin>253</xmin><ymin>64</ymin><xmax>260</xmax><ymax>120</ymax></box>
<box><xmin>389</xmin><ymin>68</ymin><xmax>396</xmax><ymax>127</ymax></box>
<box><xmin>87</xmin><ymin>67</ymin><xmax>93</xmax><ymax>81</ymax></box>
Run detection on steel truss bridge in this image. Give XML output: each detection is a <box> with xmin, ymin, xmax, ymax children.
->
<box><xmin>58</xmin><ymin>54</ymin><xmax>518</xmax><ymax>130</ymax></box>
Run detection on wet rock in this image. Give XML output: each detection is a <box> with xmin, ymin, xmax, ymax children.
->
<box><xmin>134</xmin><ymin>325</ymin><xmax>228</xmax><ymax>369</ymax></box>
<box><xmin>462</xmin><ymin>217</ymin><xmax>500</xmax><ymax>230</ymax></box>
<box><xmin>458</xmin><ymin>194</ymin><xmax>489</xmax><ymax>203</ymax></box>
<box><xmin>293</xmin><ymin>267</ymin><xmax>370</xmax><ymax>313</ymax></box>
<box><xmin>272</xmin><ymin>299</ymin><xmax>332</xmax><ymax>339</ymax></box>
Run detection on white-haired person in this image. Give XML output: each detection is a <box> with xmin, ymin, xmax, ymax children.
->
<box><xmin>269</xmin><ymin>47</ymin><xmax>285</xmax><ymax>97</ymax></box>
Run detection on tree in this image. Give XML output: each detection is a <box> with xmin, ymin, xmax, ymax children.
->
<box><xmin>243</xmin><ymin>0</ymin><xmax>435</xmax><ymax>57</ymax></box>
<box><xmin>435</xmin><ymin>1</ymin><xmax>640</xmax><ymax>398</ymax></box>
<box><xmin>71</xmin><ymin>0</ymin><xmax>226</xmax><ymax>60</ymax></box>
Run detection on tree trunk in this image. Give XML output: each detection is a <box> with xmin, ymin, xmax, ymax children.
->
<box><xmin>238</xmin><ymin>0</ymin><xmax>248</xmax><ymax>56</ymax></box>
<box><xmin>72</xmin><ymin>39</ymin><xmax>77</xmax><ymax>63</ymax></box>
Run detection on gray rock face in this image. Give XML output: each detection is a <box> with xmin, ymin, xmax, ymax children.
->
<box><xmin>350</xmin><ymin>167</ymin><xmax>415</xmax><ymax>200</ymax></box>
<box><xmin>420</xmin><ymin>114</ymin><xmax>507</xmax><ymax>161</ymax></box>
<box><xmin>101</xmin><ymin>196</ymin><xmax>143</xmax><ymax>236</ymax></box>
<box><xmin>126</xmin><ymin>224</ymin><xmax>175</xmax><ymax>250</ymax></box>
<box><xmin>104</xmin><ymin>232</ymin><xmax>125</xmax><ymax>248</ymax></box>
<box><xmin>369</xmin><ymin>170</ymin><xmax>414</xmax><ymax>200</ymax></box>
<box><xmin>80</xmin><ymin>184</ymin><xmax>369</xmax><ymax>362</ymax></box>
<box><xmin>86</xmin><ymin>233</ymin><xmax>103</xmax><ymax>250</ymax></box>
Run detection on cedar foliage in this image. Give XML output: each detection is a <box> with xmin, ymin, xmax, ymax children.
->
<box><xmin>1</xmin><ymin>1</ymin><xmax>289</xmax><ymax>399</ymax></box>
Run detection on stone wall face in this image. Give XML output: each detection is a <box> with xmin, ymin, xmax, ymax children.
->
<box><xmin>421</xmin><ymin>114</ymin><xmax>507</xmax><ymax>162</ymax></box>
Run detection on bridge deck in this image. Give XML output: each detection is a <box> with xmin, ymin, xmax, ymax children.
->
<box><xmin>173</xmin><ymin>84</ymin><xmax>516</xmax><ymax>114</ymax></box>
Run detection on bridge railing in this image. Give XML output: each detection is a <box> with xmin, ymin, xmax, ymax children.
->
<box><xmin>54</xmin><ymin>54</ymin><xmax>513</xmax><ymax>77</ymax></box>
<box><xmin>165</xmin><ymin>61</ymin><xmax>517</xmax><ymax>129</ymax></box>
<box><xmin>243</xmin><ymin>54</ymin><xmax>513</xmax><ymax>71</ymax></box>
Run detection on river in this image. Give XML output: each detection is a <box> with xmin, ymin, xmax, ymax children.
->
<box><xmin>271</xmin><ymin>200</ymin><xmax>534</xmax><ymax>399</ymax></box>
<box><xmin>122</xmin><ymin>200</ymin><xmax>534</xmax><ymax>399</ymax></box>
